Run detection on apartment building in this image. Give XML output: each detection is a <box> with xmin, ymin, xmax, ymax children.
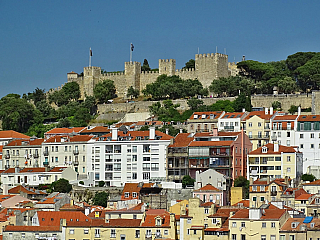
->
<box><xmin>0</xmin><ymin>130</ymin><xmax>30</xmax><ymax>146</ymax></box>
<box><xmin>247</xmin><ymin>143</ymin><xmax>303</xmax><ymax>181</ymax></box>
<box><xmin>188</xmin><ymin>131</ymin><xmax>252</xmax><ymax>180</ymax></box>
<box><xmin>2</xmin><ymin>139</ymin><xmax>43</xmax><ymax>169</ymax></box>
<box><xmin>88</xmin><ymin>127</ymin><xmax>173</xmax><ymax>187</ymax></box>
<box><xmin>295</xmin><ymin>115</ymin><xmax>320</xmax><ymax>172</ymax></box>
<box><xmin>229</xmin><ymin>207</ymin><xmax>290</xmax><ymax>240</ymax></box>
<box><xmin>243</xmin><ymin>109</ymin><xmax>274</xmax><ymax>150</ymax></box>
<box><xmin>41</xmin><ymin>135</ymin><xmax>96</xmax><ymax>179</ymax></box>
<box><xmin>270</xmin><ymin>115</ymin><xmax>299</xmax><ymax>147</ymax></box>
<box><xmin>187</xmin><ymin>111</ymin><xmax>225</xmax><ymax>133</ymax></box>
<box><xmin>218</xmin><ymin>112</ymin><xmax>248</xmax><ymax>132</ymax></box>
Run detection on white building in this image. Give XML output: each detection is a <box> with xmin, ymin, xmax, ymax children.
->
<box><xmin>218</xmin><ymin>112</ymin><xmax>247</xmax><ymax>132</ymax></box>
<box><xmin>88</xmin><ymin>127</ymin><xmax>173</xmax><ymax>187</ymax></box>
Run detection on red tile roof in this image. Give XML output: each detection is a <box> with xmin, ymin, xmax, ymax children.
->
<box><xmin>168</xmin><ymin>133</ymin><xmax>194</xmax><ymax>148</ymax></box>
<box><xmin>121</xmin><ymin>183</ymin><xmax>141</xmax><ymax>200</ymax></box>
<box><xmin>6</xmin><ymin>139</ymin><xmax>44</xmax><ymax>146</ymax></box>
<box><xmin>45</xmin><ymin>127</ymin><xmax>86</xmax><ymax>134</ymax></box>
<box><xmin>273</xmin><ymin>115</ymin><xmax>298</xmax><ymax>121</ymax></box>
<box><xmin>189</xmin><ymin>111</ymin><xmax>224</xmax><ymax>120</ymax></box>
<box><xmin>4</xmin><ymin>225</ymin><xmax>60</xmax><ymax>232</ymax></box>
<box><xmin>69</xmin><ymin>135</ymin><xmax>95</xmax><ymax>142</ymax></box>
<box><xmin>49</xmin><ymin>167</ymin><xmax>67</xmax><ymax>172</ymax></box>
<box><xmin>232</xmin><ymin>200</ymin><xmax>250</xmax><ymax>208</ymax></box>
<box><xmin>295</xmin><ymin>194</ymin><xmax>313</xmax><ymax>200</ymax></box>
<box><xmin>189</xmin><ymin>140</ymin><xmax>233</xmax><ymax>147</ymax></box>
<box><xmin>303</xmin><ymin>179</ymin><xmax>320</xmax><ymax>186</ymax></box>
<box><xmin>231</xmin><ymin>208</ymin><xmax>286</xmax><ymax>220</ymax></box>
<box><xmin>221</xmin><ymin>112</ymin><xmax>246</xmax><ymax>119</ymax></box>
<box><xmin>0</xmin><ymin>130</ymin><xmax>30</xmax><ymax>139</ymax></box>
<box><xmin>252</xmin><ymin>178</ymin><xmax>287</xmax><ymax>186</ymax></box>
<box><xmin>243</xmin><ymin>111</ymin><xmax>274</xmax><ymax>121</ymax></box>
<box><xmin>19</xmin><ymin>168</ymin><xmax>45</xmax><ymax>173</ymax></box>
<box><xmin>0</xmin><ymin>195</ymin><xmax>14</xmax><ymax>202</ymax></box>
<box><xmin>81</xmin><ymin>126</ymin><xmax>110</xmax><ymax>133</ymax></box>
<box><xmin>8</xmin><ymin>185</ymin><xmax>46</xmax><ymax>195</ymax></box>
<box><xmin>298</xmin><ymin>115</ymin><xmax>320</xmax><ymax>122</ymax></box>
<box><xmin>136</xmin><ymin>121</ymin><xmax>163</xmax><ymax>126</ymax></box>
<box><xmin>200</xmin><ymin>202</ymin><xmax>215</xmax><ymax>207</ymax></box>
<box><xmin>66</xmin><ymin>218</ymin><xmax>142</xmax><ymax>227</ymax></box>
<box><xmin>249</xmin><ymin>143</ymin><xmax>296</xmax><ymax>155</ymax></box>
<box><xmin>36</xmin><ymin>211</ymin><xmax>90</xmax><ymax>226</ymax></box>
<box><xmin>141</xmin><ymin>209</ymin><xmax>171</xmax><ymax>227</ymax></box>
<box><xmin>280</xmin><ymin>218</ymin><xmax>305</xmax><ymax>231</ymax></box>
<box><xmin>194</xmin><ymin>184</ymin><xmax>221</xmax><ymax>192</ymax></box>
<box><xmin>2</xmin><ymin>168</ymin><xmax>15</xmax><ymax>174</ymax></box>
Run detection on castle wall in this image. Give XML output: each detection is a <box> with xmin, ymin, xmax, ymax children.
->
<box><xmin>159</xmin><ymin>59</ymin><xmax>176</xmax><ymax>76</ymax></box>
<box><xmin>101</xmin><ymin>72</ymin><xmax>126</xmax><ymax>97</ymax></box>
<box><xmin>175</xmin><ymin>68</ymin><xmax>198</xmax><ymax>81</ymax></box>
<box><xmin>139</xmin><ymin>71</ymin><xmax>159</xmax><ymax>91</ymax></box>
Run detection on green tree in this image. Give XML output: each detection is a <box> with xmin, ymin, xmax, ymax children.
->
<box><xmin>93</xmin><ymin>79</ymin><xmax>116</xmax><ymax>103</ymax></box>
<box><xmin>295</xmin><ymin>60</ymin><xmax>320</xmax><ymax>91</ymax></box>
<box><xmin>182</xmin><ymin>175</ymin><xmax>195</xmax><ymax>188</ymax></box>
<box><xmin>141</xmin><ymin>59</ymin><xmax>151</xmax><ymax>72</ymax></box>
<box><xmin>286</xmin><ymin>52</ymin><xmax>318</xmax><ymax>72</ymax></box>
<box><xmin>57</xmin><ymin>118</ymin><xmax>71</xmax><ymax>128</ymax></box>
<box><xmin>234</xmin><ymin>176</ymin><xmax>249</xmax><ymax>199</ymax></box>
<box><xmin>51</xmin><ymin>178</ymin><xmax>72</xmax><ymax>193</ymax></box>
<box><xmin>72</xmin><ymin>107</ymin><xmax>91</xmax><ymax>127</ymax></box>
<box><xmin>98</xmin><ymin>181</ymin><xmax>105</xmax><ymax>187</ymax></box>
<box><xmin>35</xmin><ymin>100</ymin><xmax>55</xmax><ymax>117</ymax></box>
<box><xmin>187</xmin><ymin>98</ymin><xmax>204</xmax><ymax>110</ymax></box>
<box><xmin>288</xmin><ymin>105</ymin><xmax>298</xmax><ymax>114</ymax></box>
<box><xmin>301</xmin><ymin>173</ymin><xmax>316</xmax><ymax>182</ymax></box>
<box><xmin>0</xmin><ymin>94</ymin><xmax>37</xmax><ymax>133</ymax></box>
<box><xmin>32</xmin><ymin>87</ymin><xmax>46</xmax><ymax>104</ymax></box>
<box><xmin>93</xmin><ymin>191</ymin><xmax>109</xmax><ymax>207</ymax></box>
<box><xmin>127</xmin><ymin>86</ymin><xmax>139</xmax><ymax>99</ymax></box>
<box><xmin>272</xmin><ymin>101</ymin><xmax>282</xmax><ymax>110</ymax></box>
<box><xmin>233</xmin><ymin>93</ymin><xmax>252</xmax><ymax>112</ymax></box>
<box><xmin>277</xmin><ymin>76</ymin><xmax>297</xmax><ymax>94</ymax></box>
<box><xmin>62</xmin><ymin>82</ymin><xmax>81</xmax><ymax>101</ymax></box>
<box><xmin>182</xmin><ymin>59</ymin><xmax>195</xmax><ymax>69</ymax></box>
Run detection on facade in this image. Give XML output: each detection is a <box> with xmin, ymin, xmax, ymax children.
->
<box><xmin>187</xmin><ymin>111</ymin><xmax>224</xmax><ymax>133</ymax></box>
<box><xmin>194</xmin><ymin>168</ymin><xmax>229</xmax><ymax>191</ymax></box>
<box><xmin>270</xmin><ymin>115</ymin><xmax>299</xmax><ymax>147</ymax></box>
<box><xmin>247</xmin><ymin>143</ymin><xmax>303</xmax><ymax>181</ymax></box>
<box><xmin>243</xmin><ymin>109</ymin><xmax>274</xmax><ymax>150</ymax></box>
<box><xmin>303</xmin><ymin>179</ymin><xmax>320</xmax><ymax>194</ymax></box>
<box><xmin>88</xmin><ymin>128</ymin><xmax>173</xmax><ymax>187</ymax></box>
<box><xmin>193</xmin><ymin>184</ymin><xmax>226</xmax><ymax>206</ymax></box>
<box><xmin>295</xmin><ymin>115</ymin><xmax>320</xmax><ymax>172</ymax></box>
<box><xmin>217</xmin><ymin>112</ymin><xmax>247</xmax><ymax>132</ymax></box>
<box><xmin>66</xmin><ymin>52</ymin><xmax>230</xmax><ymax>99</ymax></box>
<box><xmin>2</xmin><ymin>139</ymin><xmax>43</xmax><ymax>169</ymax></box>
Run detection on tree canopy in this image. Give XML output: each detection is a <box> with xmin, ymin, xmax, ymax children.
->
<box><xmin>182</xmin><ymin>175</ymin><xmax>195</xmax><ymax>188</ymax></box>
<box><xmin>127</xmin><ymin>86</ymin><xmax>139</xmax><ymax>99</ymax></box>
<box><xmin>49</xmin><ymin>82</ymin><xmax>81</xmax><ymax>107</ymax></box>
<box><xmin>51</xmin><ymin>178</ymin><xmax>72</xmax><ymax>193</ymax></box>
<box><xmin>93</xmin><ymin>191</ymin><xmax>109</xmax><ymax>207</ymax></box>
<box><xmin>141</xmin><ymin>59</ymin><xmax>151</xmax><ymax>72</ymax></box>
<box><xmin>182</xmin><ymin>59</ymin><xmax>195</xmax><ymax>69</ymax></box>
<box><xmin>301</xmin><ymin>173</ymin><xmax>316</xmax><ymax>182</ymax></box>
<box><xmin>93</xmin><ymin>79</ymin><xmax>116</xmax><ymax>103</ymax></box>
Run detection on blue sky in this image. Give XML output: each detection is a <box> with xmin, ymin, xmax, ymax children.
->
<box><xmin>1</xmin><ymin>1</ymin><xmax>320</xmax><ymax>98</ymax></box>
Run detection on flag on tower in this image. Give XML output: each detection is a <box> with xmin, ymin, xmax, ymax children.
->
<box><xmin>90</xmin><ymin>48</ymin><xmax>93</xmax><ymax>56</ymax></box>
<box><xmin>131</xmin><ymin>43</ymin><xmax>134</xmax><ymax>51</ymax></box>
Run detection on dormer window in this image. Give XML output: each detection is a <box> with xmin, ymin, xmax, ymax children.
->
<box><xmin>291</xmin><ymin>222</ymin><xmax>298</xmax><ymax>228</ymax></box>
<box><xmin>132</xmin><ymin>192</ymin><xmax>137</xmax><ymax>198</ymax></box>
<box><xmin>260</xmin><ymin>186</ymin><xmax>265</xmax><ymax>191</ymax></box>
<box><xmin>194</xmin><ymin>115</ymin><xmax>198</xmax><ymax>119</ymax></box>
<box><xmin>124</xmin><ymin>192</ymin><xmax>130</xmax><ymax>198</ymax></box>
<box><xmin>262</xmin><ymin>147</ymin><xmax>267</xmax><ymax>153</ymax></box>
<box><xmin>202</xmin><ymin>114</ymin><xmax>206</xmax><ymax>119</ymax></box>
<box><xmin>156</xmin><ymin>217</ymin><xmax>162</xmax><ymax>226</ymax></box>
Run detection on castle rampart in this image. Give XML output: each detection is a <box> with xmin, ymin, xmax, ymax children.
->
<box><xmin>67</xmin><ymin>52</ymin><xmax>231</xmax><ymax>100</ymax></box>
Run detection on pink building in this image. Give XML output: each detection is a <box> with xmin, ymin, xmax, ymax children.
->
<box><xmin>193</xmin><ymin>184</ymin><xmax>226</xmax><ymax>206</ymax></box>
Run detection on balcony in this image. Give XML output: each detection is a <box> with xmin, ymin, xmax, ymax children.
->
<box><xmin>189</xmin><ymin>164</ymin><xmax>209</xmax><ymax>169</ymax></box>
<box><xmin>224</xmin><ymin>126</ymin><xmax>234</xmax><ymax>131</ymax></box>
<box><xmin>5</xmin><ymin>154</ymin><xmax>10</xmax><ymax>159</ymax></box>
<box><xmin>33</xmin><ymin>152</ymin><xmax>39</xmax><ymax>158</ymax></box>
<box><xmin>73</xmin><ymin>161</ymin><xmax>79</xmax><ymax>166</ymax></box>
<box><xmin>43</xmin><ymin>162</ymin><xmax>49</xmax><ymax>167</ymax></box>
<box><xmin>249</xmin><ymin>135</ymin><xmax>269</xmax><ymax>140</ymax></box>
<box><xmin>43</xmin><ymin>150</ymin><xmax>49</xmax><ymax>156</ymax></box>
<box><xmin>73</xmin><ymin>149</ymin><xmax>79</xmax><ymax>155</ymax></box>
<box><xmin>271</xmin><ymin>191</ymin><xmax>277</xmax><ymax>196</ymax></box>
<box><xmin>210</xmin><ymin>160</ymin><xmax>230</xmax><ymax>168</ymax></box>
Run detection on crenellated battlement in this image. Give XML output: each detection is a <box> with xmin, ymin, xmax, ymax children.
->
<box><xmin>159</xmin><ymin>59</ymin><xmax>176</xmax><ymax>63</ymax></box>
<box><xmin>176</xmin><ymin>68</ymin><xmax>195</xmax><ymax>73</ymax></box>
<box><xmin>103</xmin><ymin>72</ymin><xmax>125</xmax><ymax>77</ymax></box>
<box><xmin>141</xmin><ymin>70</ymin><xmax>159</xmax><ymax>75</ymax></box>
<box><xmin>195</xmin><ymin>53</ymin><xmax>228</xmax><ymax>59</ymax></box>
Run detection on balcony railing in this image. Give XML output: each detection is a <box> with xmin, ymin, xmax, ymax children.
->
<box><xmin>73</xmin><ymin>161</ymin><xmax>79</xmax><ymax>166</ymax></box>
<box><xmin>5</xmin><ymin>154</ymin><xmax>10</xmax><ymax>159</ymax></box>
<box><xmin>249</xmin><ymin>135</ymin><xmax>269</xmax><ymax>139</ymax></box>
<box><xmin>73</xmin><ymin>150</ymin><xmax>79</xmax><ymax>155</ymax></box>
<box><xmin>43</xmin><ymin>162</ymin><xmax>49</xmax><ymax>167</ymax></box>
<box><xmin>33</xmin><ymin>153</ymin><xmax>39</xmax><ymax>158</ymax></box>
<box><xmin>189</xmin><ymin>164</ymin><xmax>209</xmax><ymax>168</ymax></box>
<box><xmin>224</xmin><ymin>126</ymin><xmax>234</xmax><ymax>130</ymax></box>
<box><xmin>271</xmin><ymin>191</ymin><xmax>277</xmax><ymax>196</ymax></box>
<box><xmin>43</xmin><ymin>150</ymin><xmax>49</xmax><ymax>156</ymax></box>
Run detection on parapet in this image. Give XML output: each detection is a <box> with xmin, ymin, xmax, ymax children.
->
<box><xmin>159</xmin><ymin>59</ymin><xmax>176</xmax><ymax>63</ymax></box>
<box><xmin>195</xmin><ymin>53</ymin><xmax>228</xmax><ymax>59</ymax></box>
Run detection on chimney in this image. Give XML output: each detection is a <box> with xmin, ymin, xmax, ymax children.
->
<box><xmin>165</xmin><ymin>128</ymin><xmax>169</xmax><ymax>135</ymax></box>
<box><xmin>249</xmin><ymin>208</ymin><xmax>262</xmax><ymax>220</ymax></box>
<box><xmin>267</xmin><ymin>175</ymin><xmax>270</xmax><ymax>184</ymax></box>
<box><xmin>265</xmin><ymin>107</ymin><xmax>268</xmax><ymax>115</ymax></box>
<box><xmin>149</xmin><ymin>127</ymin><xmax>155</xmax><ymax>140</ymax></box>
<box><xmin>270</xmin><ymin>107</ymin><xmax>273</xmax><ymax>115</ymax></box>
<box><xmin>70</xmin><ymin>199</ymin><xmax>74</xmax><ymax>206</ymax></box>
<box><xmin>180</xmin><ymin>128</ymin><xmax>183</xmax><ymax>133</ymax></box>
<box><xmin>242</xmin><ymin>108</ymin><xmax>246</xmax><ymax>112</ymax></box>
<box><xmin>3</xmin><ymin>184</ymin><xmax>8</xmax><ymax>195</ymax></box>
<box><xmin>250</xmin><ymin>177</ymin><xmax>253</xmax><ymax>185</ymax></box>
<box><xmin>285</xmin><ymin>176</ymin><xmax>289</xmax><ymax>187</ymax></box>
<box><xmin>298</xmin><ymin>106</ymin><xmax>301</xmax><ymax>115</ymax></box>
<box><xmin>111</xmin><ymin>128</ymin><xmax>118</xmax><ymax>141</ymax></box>
<box><xmin>274</xmin><ymin>142</ymin><xmax>279</xmax><ymax>152</ymax></box>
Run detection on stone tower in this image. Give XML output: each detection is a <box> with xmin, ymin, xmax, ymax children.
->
<box><xmin>159</xmin><ymin>59</ymin><xmax>176</xmax><ymax>76</ymax></box>
<box><xmin>83</xmin><ymin>66</ymin><xmax>101</xmax><ymax>97</ymax></box>
<box><xmin>125</xmin><ymin>61</ymin><xmax>141</xmax><ymax>94</ymax></box>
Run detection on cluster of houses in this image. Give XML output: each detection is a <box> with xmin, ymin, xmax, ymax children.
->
<box><xmin>0</xmin><ymin>107</ymin><xmax>319</xmax><ymax>239</ymax></box>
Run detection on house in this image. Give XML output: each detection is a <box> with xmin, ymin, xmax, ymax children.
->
<box><xmin>193</xmin><ymin>184</ymin><xmax>226</xmax><ymax>206</ymax></box>
<box><xmin>34</xmin><ymin>192</ymin><xmax>70</xmax><ymax>211</ymax></box>
<box><xmin>247</xmin><ymin>143</ymin><xmax>303</xmax><ymax>181</ymax></box>
<box><xmin>194</xmin><ymin>168</ymin><xmax>229</xmax><ymax>191</ymax></box>
<box><xmin>303</xmin><ymin>179</ymin><xmax>320</xmax><ymax>194</ymax></box>
<box><xmin>187</xmin><ymin>111</ymin><xmax>225</xmax><ymax>133</ymax></box>
<box><xmin>0</xmin><ymin>130</ymin><xmax>30</xmax><ymax>146</ymax></box>
<box><xmin>8</xmin><ymin>185</ymin><xmax>47</xmax><ymax>200</ymax></box>
<box><xmin>79</xmin><ymin>126</ymin><xmax>110</xmax><ymax>136</ymax></box>
<box><xmin>218</xmin><ymin>112</ymin><xmax>248</xmax><ymax>132</ymax></box>
<box><xmin>44</xmin><ymin>127</ymin><xmax>86</xmax><ymax>139</ymax></box>
<box><xmin>3</xmin><ymin>225</ymin><xmax>62</xmax><ymax>239</ymax></box>
<box><xmin>280</xmin><ymin>217</ymin><xmax>320</xmax><ymax>240</ymax></box>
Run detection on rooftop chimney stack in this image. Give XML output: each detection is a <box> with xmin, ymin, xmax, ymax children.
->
<box><xmin>265</xmin><ymin>107</ymin><xmax>268</xmax><ymax>115</ymax></box>
<box><xmin>274</xmin><ymin>142</ymin><xmax>279</xmax><ymax>152</ymax></box>
<box><xmin>270</xmin><ymin>107</ymin><xmax>273</xmax><ymax>115</ymax></box>
<box><xmin>298</xmin><ymin>106</ymin><xmax>301</xmax><ymax>115</ymax></box>
<box><xmin>111</xmin><ymin>128</ymin><xmax>118</xmax><ymax>141</ymax></box>
<box><xmin>149</xmin><ymin>127</ymin><xmax>155</xmax><ymax>140</ymax></box>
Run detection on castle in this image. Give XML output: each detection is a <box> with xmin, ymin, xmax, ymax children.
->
<box><xmin>67</xmin><ymin>52</ymin><xmax>238</xmax><ymax>99</ymax></box>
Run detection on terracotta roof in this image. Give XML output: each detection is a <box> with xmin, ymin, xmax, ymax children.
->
<box><xmin>168</xmin><ymin>133</ymin><xmax>194</xmax><ymax>148</ymax></box>
<box><xmin>208</xmin><ymin>208</ymin><xmax>239</xmax><ymax>218</ymax></box>
<box><xmin>232</xmin><ymin>200</ymin><xmax>250</xmax><ymax>208</ymax></box>
<box><xmin>45</xmin><ymin>127</ymin><xmax>86</xmax><ymax>134</ymax></box>
<box><xmin>141</xmin><ymin>209</ymin><xmax>171</xmax><ymax>227</ymax></box>
<box><xmin>0</xmin><ymin>195</ymin><xmax>14</xmax><ymax>202</ymax></box>
<box><xmin>6</xmin><ymin>139</ymin><xmax>44</xmax><ymax>146</ymax></box>
<box><xmin>136</xmin><ymin>121</ymin><xmax>163</xmax><ymax>126</ymax></box>
<box><xmin>69</xmin><ymin>135</ymin><xmax>95</xmax><ymax>142</ymax></box>
<box><xmin>19</xmin><ymin>168</ymin><xmax>45</xmax><ymax>173</ymax></box>
<box><xmin>204</xmin><ymin>227</ymin><xmax>229</xmax><ymax>232</ymax></box>
<box><xmin>2</xmin><ymin>168</ymin><xmax>15</xmax><ymax>174</ymax></box>
<box><xmin>194</xmin><ymin>184</ymin><xmax>221</xmax><ymax>192</ymax></box>
<box><xmin>8</xmin><ymin>185</ymin><xmax>46</xmax><ymax>195</ymax></box>
<box><xmin>221</xmin><ymin>112</ymin><xmax>245</xmax><ymax>119</ymax></box>
<box><xmin>295</xmin><ymin>194</ymin><xmax>313</xmax><ymax>200</ymax></box>
<box><xmin>66</xmin><ymin>218</ymin><xmax>142</xmax><ymax>227</ymax></box>
<box><xmin>303</xmin><ymin>179</ymin><xmax>320</xmax><ymax>186</ymax></box>
<box><xmin>218</xmin><ymin>132</ymin><xmax>241</xmax><ymax>136</ymax></box>
<box><xmin>200</xmin><ymin>202</ymin><xmax>215</xmax><ymax>207</ymax></box>
<box><xmin>298</xmin><ymin>115</ymin><xmax>320</xmax><ymax>122</ymax></box>
<box><xmin>194</xmin><ymin>132</ymin><xmax>218</xmax><ymax>137</ymax></box>
<box><xmin>68</xmin><ymin>71</ymin><xmax>77</xmax><ymax>74</ymax></box>
<box><xmin>249</xmin><ymin>143</ymin><xmax>296</xmax><ymax>155</ymax></box>
<box><xmin>273</xmin><ymin>115</ymin><xmax>298</xmax><ymax>121</ymax></box>
<box><xmin>4</xmin><ymin>225</ymin><xmax>61</xmax><ymax>232</ymax></box>
<box><xmin>189</xmin><ymin>140</ymin><xmax>233</xmax><ymax>147</ymax></box>
<box><xmin>101</xmin><ymin>130</ymin><xmax>173</xmax><ymax>141</ymax></box>
<box><xmin>81</xmin><ymin>126</ymin><xmax>110</xmax><ymax>133</ymax></box>
<box><xmin>60</xmin><ymin>203</ymin><xmax>84</xmax><ymax>211</ymax></box>
<box><xmin>121</xmin><ymin>183</ymin><xmax>141</xmax><ymax>200</ymax></box>
<box><xmin>252</xmin><ymin>178</ymin><xmax>287</xmax><ymax>186</ymax></box>
<box><xmin>0</xmin><ymin>130</ymin><xmax>30</xmax><ymax>139</ymax></box>
<box><xmin>49</xmin><ymin>167</ymin><xmax>67</xmax><ymax>172</ymax></box>
<box><xmin>189</xmin><ymin>111</ymin><xmax>224</xmax><ymax>120</ymax></box>
<box><xmin>231</xmin><ymin>208</ymin><xmax>286</xmax><ymax>220</ymax></box>
<box><xmin>280</xmin><ymin>218</ymin><xmax>305</xmax><ymax>231</ymax></box>
<box><xmin>36</xmin><ymin>211</ymin><xmax>90</xmax><ymax>226</ymax></box>
<box><xmin>243</xmin><ymin>111</ymin><xmax>274</xmax><ymax>121</ymax></box>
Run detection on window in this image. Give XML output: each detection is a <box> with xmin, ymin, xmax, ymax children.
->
<box><xmin>187</xmin><ymin>229</ymin><xmax>190</xmax><ymax>235</ymax></box>
<box><xmin>289</xmin><ymin>235</ymin><xmax>295</xmax><ymax>240</ymax></box>
<box><xmin>146</xmin><ymin>230</ymin><xmax>152</xmax><ymax>237</ymax></box>
<box><xmin>262</xmin><ymin>222</ymin><xmax>266</xmax><ymax>228</ymax></box>
<box><xmin>300</xmin><ymin>134</ymin><xmax>304</xmax><ymax>138</ymax></box>
<box><xmin>249</xmin><ymin>122</ymin><xmax>252</xmax><ymax>127</ymax></box>
<box><xmin>258</xmin><ymin>122</ymin><xmax>262</xmax><ymax>127</ymax></box>
<box><xmin>311</xmin><ymin>144</ymin><xmax>314</xmax><ymax>149</ymax></box>
<box><xmin>135</xmin><ymin>230</ymin><xmax>140</xmax><ymax>238</ymax></box>
<box><xmin>271</xmin><ymin>222</ymin><xmax>276</xmax><ymax>228</ymax></box>
<box><xmin>132</xmin><ymin>192</ymin><xmax>137</xmax><ymax>198</ymax></box>
<box><xmin>260</xmin><ymin>186</ymin><xmax>265</xmax><ymax>191</ymax></box>
<box><xmin>111</xmin><ymin>229</ymin><xmax>116</xmax><ymax>238</ymax></box>
<box><xmin>241</xmin><ymin>222</ymin><xmax>245</xmax><ymax>227</ymax></box>
<box><xmin>232</xmin><ymin>234</ymin><xmax>237</xmax><ymax>240</ymax></box>
<box><xmin>287</xmin><ymin>167</ymin><xmax>291</xmax><ymax>173</ymax></box>
<box><xmin>260</xmin><ymin>197</ymin><xmax>265</xmax><ymax>202</ymax></box>
<box><xmin>300</xmin><ymin>144</ymin><xmax>304</xmax><ymax>149</ymax></box>
<box><xmin>69</xmin><ymin>229</ymin><xmax>74</xmax><ymax>234</ymax></box>
<box><xmin>253</xmin><ymin>186</ymin><xmax>257</xmax><ymax>191</ymax></box>
<box><xmin>253</xmin><ymin>197</ymin><xmax>257</xmax><ymax>201</ymax></box>
<box><xmin>287</xmin><ymin>132</ymin><xmax>290</xmax><ymax>137</ymax></box>
<box><xmin>143</xmin><ymin>172</ymin><xmax>150</xmax><ymax>180</ymax></box>
<box><xmin>204</xmin><ymin>208</ymin><xmax>209</xmax><ymax>214</ymax></box>
<box><xmin>84</xmin><ymin>229</ymin><xmax>89</xmax><ymax>234</ymax></box>
<box><xmin>287</xmin><ymin>156</ymin><xmax>291</xmax><ymax>162</ymax></box>
<box><xmin>311</xmin><ymin>133</ymin><xmax>315</xmax><ymax>138</ymax></box>
<box><xmin>280</xmin><ymin>236</ymin><xmax>285</xmax><ymax>240</ymax></box>
<box><xmin>124</xmin><ymin>192</ymin><xmax>129</xmax><ymax>198</ymax></box>
<box><xmin>232</xmin><ymin>222</ymin><xmax>237</xmax><ymax>227</ymax></box>
<box><xmin>261</xmin><ymin>235</ymin><xmax>266</xmax><ymax>240</ymax></box>
<box><xmin>22</xmin><ymin>233</ymin><xmax>25</xmax><ymax>238</ymax></box>
<box><xmin>187</xmin><ymin>218</ymin><xmax>192</xmax><ymax>224</ymax></box>
<box><xmin>212</xmin><ymin>218</ymin><xmax>217</xmax><ymax>224</ymax></box>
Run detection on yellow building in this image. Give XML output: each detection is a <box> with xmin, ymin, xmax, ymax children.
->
<box><xmin>243</xmin><ymin>110</ymin><xmax>273</xmax><ymax>150</ymax></box>
<box><xmin>247</xmin><ymin>143</ymin><xmax>303</xmax><ymax>181</ymax></box>
<box><xmin>229</xmin><ymin>207</ymin><xmax>289</xmax><ymax>240</ymax></box>
<box><xmin>230</xmin><ymin>187</ymin><xmax>243</xmax><ymax>206</ymax></box>
<box><xmin>249</xmin><ymin>178</ymin><xmax>289</xmax><ymax>208</ymax></box>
